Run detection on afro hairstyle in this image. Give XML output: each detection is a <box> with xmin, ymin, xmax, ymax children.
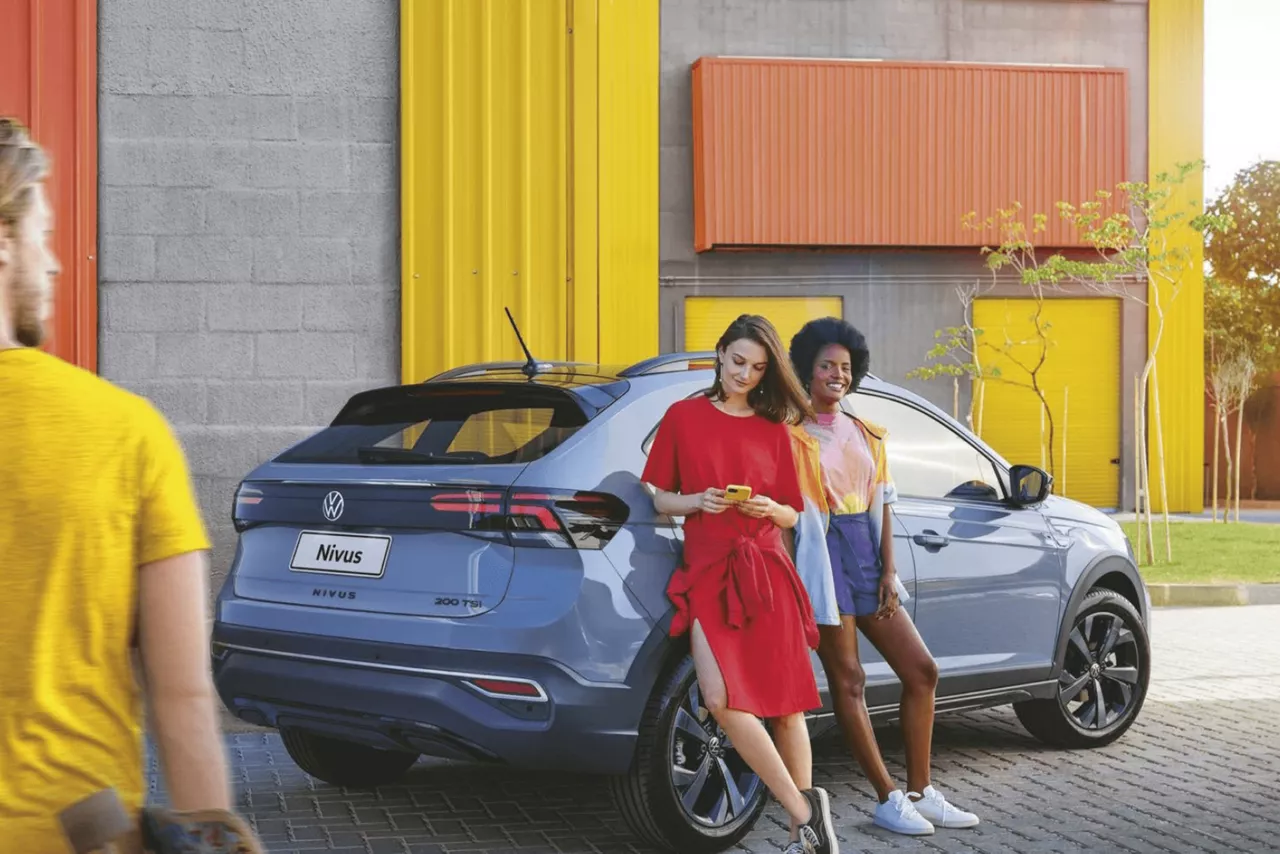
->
<box><xmin>788</xmin><ymin>316</ymin><xmax>871</xmax><ymax>391</ymax></box>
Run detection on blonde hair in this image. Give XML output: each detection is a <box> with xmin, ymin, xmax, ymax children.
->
<box><xmin>0</xmin><ymin>117</ymin><xmax>49</xmax><ymax>231</ymax></box>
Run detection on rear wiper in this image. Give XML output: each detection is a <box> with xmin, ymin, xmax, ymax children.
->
<box><xmin>356</xmin><ymin>446</ymin><xmax>449</xmax><ymax>464</ymax></box>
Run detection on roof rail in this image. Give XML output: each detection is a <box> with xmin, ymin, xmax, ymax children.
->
<box><xmin>618</xmin><ymin>352</ymin><xmax>883</xmax><ymax>383</ymax></box>
<box><xmin>618</xmin><ymin>352</ymin><xmax>717</xmax><ymax>377</ymax></box>
<box><xmin>425</xmin><ymin>360</ymin><xmax>593</xmax><ymax>382</ymax></box>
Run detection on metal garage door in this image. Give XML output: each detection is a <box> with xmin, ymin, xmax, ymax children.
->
<box><xmin>683</xmin><ymin>296</ymin><xmax>844</xmax><ymax>354</ymax></box>
<box><xmin>972</xmin><ymin>297</ymin><xmax>1122</xmax><ymax>508</ymax></box>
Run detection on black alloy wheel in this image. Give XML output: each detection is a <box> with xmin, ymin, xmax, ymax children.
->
<box><xmin>612</xmin><ymin>655</ymin><xmax>767</xmax><ymax>853</ymax></box>
<box><xmin>670</xmin><ymin>679</ymin><xmax>765</xmax><ymax>829</ymax></box>
<box><xmin>1015</xmin><ymin>588</ymin><xmax>1151</xmax><ymax>748</ymax></box>
<box><xmin>1059</xmin><ymin>609</ymin><xmax>1142</xmax><ymax>729</ymax></box>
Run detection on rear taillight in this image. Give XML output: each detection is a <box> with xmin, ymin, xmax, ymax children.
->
<box><xmin>506</xmin><ymin>490</ymin><xmax>629</xmax><ymax>550</ymax></box>
<box><xmin>228</xmin><ymin>482</ymin><xmax>627</xmax><ymax>548</ymax></box>
<box><xmin>232</xmin><ymin>484</ymin><xmax>264</xmax><ymax>532</ymax></box>
<box><xmin>430</xmin><ymin>488</ymin><xmax>629</xmax><ymax>549</ymax></box>
<box><xmin>429</xmin><ymin>491</ymin><xmax>505</xmax><ymax>516</ymax></box>
<box><xmin>427</xmin><ymin>490</ymin><xmax>509</xmax><ymax>540</ymax></box>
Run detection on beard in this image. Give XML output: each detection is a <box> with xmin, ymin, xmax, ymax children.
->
<box><xmin>9</xmin><ymin>254</ymin><xmax>50</xmax><ymax>348</ymax></box>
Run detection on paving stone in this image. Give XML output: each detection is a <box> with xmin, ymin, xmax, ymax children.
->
<box><xmin>150</xmin><ymin>606</ymin><xmax>1280</xmax><ymax>852</ymax></box>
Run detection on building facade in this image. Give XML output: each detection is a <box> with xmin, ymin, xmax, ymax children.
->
<box><xmin>1</xmin><ymin>0</ymin><xmax>1204</xmax><ymax>590</ymax></box>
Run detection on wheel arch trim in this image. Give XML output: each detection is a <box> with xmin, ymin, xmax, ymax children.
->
<box><xmin>1053</xmin><ymin>554</ymin><xmax>1148</xmax><ymax>676</ymax></box>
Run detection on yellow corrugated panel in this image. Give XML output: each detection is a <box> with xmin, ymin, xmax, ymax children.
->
<box><xmin>1148</xmin><ymin>0</ymin><xmax>1206</xmax><ymax>513</ymax></box>
<box><xmin>683</xmin><ymin>297</ymin><xmax>844</xmax><ymax>354</ymax></box>
<box><xmin>401</xmin><ymin>0</ymin><xmax>570</xmax><ymax>384</ymax></box>
<box><xmin>596</xmin><ymin>0</ymin><xmax>659</xmax><ymax>365</ymax></box>
<box><xmin>402</xmin><ymin>0</ymin><xmax>660</xmax><ymax>380</ymax></box>
<box><xmin>973</xmin><ymin>298</ymin><xmax>1121</xmax><ymax>508</ymax></box>
<box><xmin>569</xmin><ymin>0</ymin><xmax>599</xmax><ymax>363</ymax></box>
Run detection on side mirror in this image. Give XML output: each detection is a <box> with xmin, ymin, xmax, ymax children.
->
<box><xmin>1008</xmin><ymin>464</ymin><xmax>1053</xmax><ymax>506</ymax></box>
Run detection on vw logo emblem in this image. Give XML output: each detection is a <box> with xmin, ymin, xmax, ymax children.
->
<box><xmin>321</xmin><ymin>490</ymin><xmax>345</xmax><ymax>522</ymax></box>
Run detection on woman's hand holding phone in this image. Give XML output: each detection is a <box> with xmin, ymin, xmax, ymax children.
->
<box><xmin>736</xmin><ymin>494</ymin><xmax>777</xmax><ymax>520</ymax></box>
<box><xmin>696</xmin><ymin>488</ymin><xmax>733</xmax><ymax>514</ymax></box>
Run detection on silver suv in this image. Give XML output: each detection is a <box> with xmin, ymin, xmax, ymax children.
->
<box><xmin>212</xmin><ymin>353</ymin><xmax>1152</xmax><ymax>853</ymax></box>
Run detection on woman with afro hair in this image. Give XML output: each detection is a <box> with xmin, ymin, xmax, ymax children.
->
<box><xmin>786</xmin><ymin>316</ymin><xmax>980</xmax><ymax>837</ymax></box>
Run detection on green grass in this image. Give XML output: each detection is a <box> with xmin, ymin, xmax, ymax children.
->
<box><xmin>1121</xmin><ymin>521</ymin><xmax>1280</xmax><ymax>585</ymax></box>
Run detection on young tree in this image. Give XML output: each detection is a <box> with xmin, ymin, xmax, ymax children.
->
<box><xmin>1205</xmin><ymin>275</ymin><xmax>1280</xmax><ymax>519</ymax></box>
<box><xmin>1207</xmin><ymin>338</ymin><xmax>1227</xmax><ymax>523</ymax></box>
<box><xmin>907</xmin><ymin>280</ymin><xmax>989</xmax><ymax>431</ymax></box>
<box><xmin>1208</xmin><ymin>346</ymin><xmax>1254</xmax><ymax>522</ymax></box>
<box><xmin>1204</xmin><ymin>161</ymin><xmax>1280</xmax><ymax>513</ymax></box>
<box><xmin>909</xmin><ymin>205</ymin><xmax>1057</xmax><ymax>472</ymax></box>
<box><xmin>1025</xmin><ymin>163</ymin><xmax>1231</xmax><ymax>561</ymax></box>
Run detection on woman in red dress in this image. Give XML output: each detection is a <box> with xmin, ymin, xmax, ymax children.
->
<box><xmin>642</xmin><ymin>315</ymin><xmax>838</xmax><ymax>854</ymax></box>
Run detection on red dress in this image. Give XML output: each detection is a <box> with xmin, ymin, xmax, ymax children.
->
<box><xmin>642</xmin><ymin>395</ymin><xmax>821</xmax><ymax>718</ymax></box>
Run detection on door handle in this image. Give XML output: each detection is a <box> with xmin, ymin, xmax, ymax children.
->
<box><xmin>913</xmin><ymin>532</ymin><xmax>949</xmax><ymax>548</ymax></box>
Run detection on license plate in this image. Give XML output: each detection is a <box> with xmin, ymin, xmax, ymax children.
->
<box><xmin>290</xmin><ymin>531</ymin><xmax>391</xmax><ymax>577</ymax></box>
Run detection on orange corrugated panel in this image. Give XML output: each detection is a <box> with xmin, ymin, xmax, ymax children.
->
<box><xmin>0</xmin><ymin>0</ymin><xmax>98</xmax><ymax>371</ymax></box>
<box><xmin>691</xmin><ymin>57</ymin><xmax>1128</xmax><ymax>252</ymax></box>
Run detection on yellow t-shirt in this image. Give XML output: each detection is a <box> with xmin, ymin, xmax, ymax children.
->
<box><xmin>0</xmin><ymin>348</ymin><xmax>211</xmax><ymax>851</ymax></box>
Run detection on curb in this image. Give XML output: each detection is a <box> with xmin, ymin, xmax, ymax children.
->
<box><xmin>1148</xmin><ymin>583</ymin><xmax>1280</xmax><ymax>607</ymax></box>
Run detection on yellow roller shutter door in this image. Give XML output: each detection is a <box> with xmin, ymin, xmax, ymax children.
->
<box><xmin>683</xmin><ymin>297</ymin><xmax>844</xmax><ymax>352</ymax></box>
<box><xmin>972</xmin><ymin>298</ymin><xmax>1121</xmax><ymax>508</ymax></box>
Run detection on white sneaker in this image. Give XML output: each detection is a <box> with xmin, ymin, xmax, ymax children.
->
<box><xmin>909</xmin><ymin>785</ymin><xmax>980</xmax><ymax>829</ymax></box>
<box><xmin>872</xmin><ymin>790</ymin><xmax>935</xmax><ymax>836</ymax></box>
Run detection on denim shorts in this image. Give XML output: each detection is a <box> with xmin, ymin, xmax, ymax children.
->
<box><xmin>826</xmin><ymin>511</ymin><xmax>883</xmax><ymax>618</ymax></box>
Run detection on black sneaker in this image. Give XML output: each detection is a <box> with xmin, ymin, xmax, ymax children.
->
<box><xmin>797</xmin><ymin>786</ymin><xmax>838</xmax><ymax>854</ymax></box>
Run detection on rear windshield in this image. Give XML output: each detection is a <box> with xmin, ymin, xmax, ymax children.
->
<box><xmin>276</xmin><ymin>385</ymin><xmax>589</xmax><ymax>465</ymax></box>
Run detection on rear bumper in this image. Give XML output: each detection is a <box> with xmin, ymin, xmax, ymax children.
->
<box><xmin>212</xmin><ymin>624</ymin><xmax>644</xmax><ymax>775</ymax></box>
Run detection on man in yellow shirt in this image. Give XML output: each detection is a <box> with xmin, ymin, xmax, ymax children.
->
<box><xmin>0</xmin><ymin>118</ymin><xmax>236</xmax><ymax>850</ymax></box>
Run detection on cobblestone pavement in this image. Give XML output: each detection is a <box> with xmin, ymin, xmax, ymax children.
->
<box><xmin>168</xmin><ymin>606</ymin><xmax>1280</xmax><ymax>853</ymax></box>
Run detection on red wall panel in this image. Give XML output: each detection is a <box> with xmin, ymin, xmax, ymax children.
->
<box><xmin>692</xmin><ymin>57</ymin><xmax>1129</xmax><ymax>252</ymax></box>
<box><xmin>0</xmin><ymin>0</ymin><xmax>98</xmax><ymax>371</ymax></box>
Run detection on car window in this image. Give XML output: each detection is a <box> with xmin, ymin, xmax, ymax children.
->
<box><xmin>641</xmin><ymin>389</ymin><xmax>707</xmax><ymax>456</ymax></box>
<box><xmin>276</xmin><ymin>387</ymin><xmax>585</xmax><ymax>465</ymax></box>
<box><xmin>642</xmin><ymin>424</ymin><xmax>659</xmax><ymax>456</ymax></box>
<box><xmin>850</xmin><ymin>392</ymin><xmax>1004</xmax><ymax>502</ymax></box>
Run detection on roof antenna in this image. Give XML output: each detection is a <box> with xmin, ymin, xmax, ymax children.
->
<box><xmin>505</xmin><ymin>307</ymin><xmax>540</xmax><ymax>380</ymax></box>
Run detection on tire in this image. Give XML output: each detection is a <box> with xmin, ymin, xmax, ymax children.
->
<box><xmin>1015</xmin><ymin>587</ymin><xmax>1151</xmax><ymax>749</ymax></box>
<box><xmin>280</xmin><ymin>728</ymin><xmax>419</xmax><ymax>788</ymax></box>
<box><xmin>610</xmin><ymin>655</ymin><xmax>768</xmax><ymax>853</ymax></box>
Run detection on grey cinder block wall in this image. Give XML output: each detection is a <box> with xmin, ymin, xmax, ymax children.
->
<box><xmin>98</xmin><ymin>0</ymin><xmax>401</xmax><ymax>590</ymax></box>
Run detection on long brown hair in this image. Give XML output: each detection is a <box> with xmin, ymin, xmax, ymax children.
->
<box><xmin>706</xmin><ymin>314</ymin><xmax>815</xmax><ymax>425</ymax></box>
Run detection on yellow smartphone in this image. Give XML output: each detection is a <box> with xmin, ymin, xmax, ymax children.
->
<box><xmin>723</xmin><ymin>484</ymin><xmax>752</xmax><ymax>503</ymax></box>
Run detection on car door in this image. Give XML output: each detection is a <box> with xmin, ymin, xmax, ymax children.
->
<box><xmin>848</xmin><ymin>391</ymin><xmax>1065</xmax><ymax>696</ymax></box>
<box><xmin>614</xmin><ymin>381</ymin><xmax>713</xmax><ymax>622</ymax></box>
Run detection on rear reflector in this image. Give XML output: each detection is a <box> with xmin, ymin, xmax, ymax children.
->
<box><xmin>466</xmin><ymin>678</ymin><xmax>546</xmax><ymax>700</ymax></box>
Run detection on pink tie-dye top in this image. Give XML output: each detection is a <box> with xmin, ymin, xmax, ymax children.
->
<box><xmin>803</xmin><ymin>412</ymin><xmax>885</xmax><ymax>515</ymax></box>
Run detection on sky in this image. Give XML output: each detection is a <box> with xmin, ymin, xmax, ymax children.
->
<box><xmin>1204</xmin><ymin>0</ymin><xmax>1280</xmax><ymax>202</ymax></box>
